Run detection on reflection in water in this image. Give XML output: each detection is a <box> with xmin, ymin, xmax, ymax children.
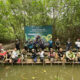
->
<box><xmin>0</xmin><ymin>65</ymin><xmax>80</xmax><ymax>80</ymax></box>
<box><xmin>5</xmin><ymin>72</ymin><xmax>8</xmax><ymax>77</ymax></box>
<box><xmin>1</xmin><ymin>78</ymin><xmax>3</xmax><ymax>80</ymax></box>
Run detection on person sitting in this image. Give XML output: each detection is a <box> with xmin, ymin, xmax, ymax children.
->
<box><xmin>76</xmin><ymin>49</ymin><xmax>80</xmax><ymax>62</ymax></box>
<box><xmin>21</xmin><ymin>49</ymin><xmax>27</xmax><ymax>61</ymax></box>
<box><xmin>39</xmin><ymin>48</ymin><xmax>45</xmax><ymax>62</ymax></box>
<box><xmin>58</xmin><ymin>48</ymin><xmax>65</xmax><ymax>62</ymax></box>
<box><xmin>5</xmin><ymin>50</ymin><xmax>12</xmax><ymax>63</ymax></box>
<box><xmin>0</xmin><ymin>43</ymin><xmax>5</xmax><ymax>60</ymax></box>
<box><xmin>17</xmin><ymin>55</ymin><xmax>21</xmax><ymax>63</ymax></box>
<box><xmin>32</xmin><ymin>49</ymin><xmax>37</xmax><ymax>62</ymax></box>
<box><xmin>48</xmin><ymin>48</ymin><xmax>58</xmax><ymax>62</ymax></box>
<box><xmin>0</xmin><ymin>49</ymin><xmax>7</xmax><ymax>60</ymax></box>
<box><xmin>66</xmin><ymin>50</ymin><xmax>76</xmax><ymax>62</ymax></box>
<box><xmin>11</xmin><ymin>48</ymin><xmax>19</xmax><ymax>63</ymax></box>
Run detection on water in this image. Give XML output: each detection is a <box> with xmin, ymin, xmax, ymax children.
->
<box><xmin>0</xmin><ymin>65</ymin><xmax>80</xmax><ymax>80</ymax></box>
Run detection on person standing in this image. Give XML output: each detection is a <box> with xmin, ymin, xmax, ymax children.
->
<box><xmin>0</xmin><ymin>43</ymin><xmax>3</xmax><ymax>52</ymax></box>
<box><xmin>55</xmin><ymin>38</ymin><xmax>60</xmax><ymax>50</ymax></box>
<box><xmin>75</xmin><ymin>39</ymin><xmax>80</xmax><ymax>51</ymax></box>
<box><xmin>15</xmin><ymin>39</ymin><xmax>20</xmax><ymax>50</ymax></box>
<box><xmin>48</xmin><ymin>38</ymin><xmax>53</xmax><ymax>51</ymax></box>
<box><xmin>28</xmin><ymin>41</ymin><xmax>34</xmax><ymax>52</ymax></box>
<box><xmin>24</xmin><ymin>41</ymin><xmax>28</xmax><ymax>51</ymax></box>
<box><xmin>39</xmin><ymin>40</ymin><xmax>44</xmax><ymax>50</ymax></box>
<box><xmin>66</xmin><ymin>38</ymin><xmax>72</xmax><ymax>51</ymax></box>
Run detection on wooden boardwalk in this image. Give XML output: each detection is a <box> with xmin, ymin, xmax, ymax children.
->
<box><xmin>0</xmin><ymin>59</ymin><xmax>80</xmax><ymax>65</ymax></box>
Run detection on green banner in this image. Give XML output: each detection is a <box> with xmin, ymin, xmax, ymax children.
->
<box><xmin>25</xmin><ymin>26</ymin><xmax>52</xmax><ymax>41</ymax></box>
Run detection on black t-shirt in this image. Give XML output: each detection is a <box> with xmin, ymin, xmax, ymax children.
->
<box><xmin>32</xmin><ymin>52</ymin><xmax>37</xmax><ymax>58</ymax></box>
<box><xmin>66</xmin><ymin>42</ymin><xmax>71</xmax><ymax>47</ymax></box>
<box><xmin>55</xmin><ymin>41</ymin><xmax>60</xmax><ymax>47</ymax></box>
<box><xmin>7</xmin><ymin>53</ymin><xmax>11</xmax><ymax>59</ymax></box>
<box><xmin>58</xmin><ymin>51</ymin><xmax>64</xmax><ymax>57</ymax></box>
<box><xmin>15</xmin><ymin>41</ymin><xmax>20</xmax><ymax>49</ymax></box>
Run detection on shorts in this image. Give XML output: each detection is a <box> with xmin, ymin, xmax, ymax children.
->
<box><xmin>40</xmin><ymin>57</ymin><xmax>44</xmax><ymax>62</ymax></box>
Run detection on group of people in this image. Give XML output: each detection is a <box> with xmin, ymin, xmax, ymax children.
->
<box><xmin>0</xmin><ymin>37</ymin><xmax>80</xmax><ymax>64</ymax></box>
<box><xmin>31</xmin><ymin>48</ymin><xmax>80</xmax><ymax>63</ymax></box>
<box><xmin>23</xmin><ymin>37</ymin><xmax>60</xmax><ymax>52</ymax></box>
<box><xmin>23</xmin><ymin>37</ymin><xmax>80</xmax><ymax>52</ymax></box>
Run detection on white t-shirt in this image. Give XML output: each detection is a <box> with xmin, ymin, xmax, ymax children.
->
<box><xmin>40</xmin><ymin>51</ymin><xmax>44</xmax><ymax>58</ymax></box>
<box><xmin>12</xmin><ymin>51</ymin><xmax>18</xmax><ymax>59</ymax></box>
<box><xmin>75</xmin><ymin>41</ymin><xmax>80</xmax><ymax>47</ymax></box>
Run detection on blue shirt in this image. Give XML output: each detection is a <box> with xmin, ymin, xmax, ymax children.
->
<box><xmin>48</xmin><ymin>40</ymin><xmax>53</xmax><ymax>47</ymax></box>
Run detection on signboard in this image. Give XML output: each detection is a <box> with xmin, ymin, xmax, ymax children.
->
<box><xmin>25</xmin><ymin>26</ymin><xmax>52</xmax><ymax>41</ymax></box>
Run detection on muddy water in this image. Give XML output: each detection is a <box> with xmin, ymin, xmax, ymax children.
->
<box><xmin>0</xmin><ymin>65</ymin><xmax>80</xmax><ymax>80</ymax></box>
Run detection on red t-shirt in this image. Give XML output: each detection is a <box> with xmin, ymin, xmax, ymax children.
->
<box><xmin>0</xmin><ymin>52</ymin><xmax>7</xmax><ymax>56</ymax></box>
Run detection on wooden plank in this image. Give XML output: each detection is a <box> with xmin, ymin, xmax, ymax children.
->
<box><xmin>0</xmin><ymin>59</ymin><xmax>80</xmax><ymax>65</ymax></box>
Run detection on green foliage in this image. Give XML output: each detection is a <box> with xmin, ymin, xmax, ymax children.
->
<box><xmin>0</xmin><ymin>0</ymin><xmax>80</xmax><ymax>43</ymax></box>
